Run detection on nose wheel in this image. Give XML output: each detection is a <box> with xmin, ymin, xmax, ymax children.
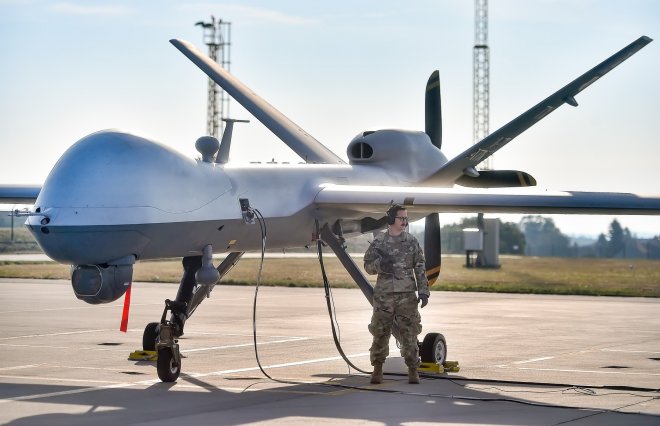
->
<box><xmin>157</xmin><ymin>344</ymin><xmax>181</xmax><ymax>382</ymax></box>
<box><xmin>153</xmin><ymin>299</ymin><xmax>184</xmax><ymax>382</ymax></box>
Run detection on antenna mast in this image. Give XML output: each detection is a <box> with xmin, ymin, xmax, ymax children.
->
<box><xmin>195</xmin><ymin>16</ymin><xmax>232</xmax><ymax>138</ymax></box>
<box><xmin>473</xmin><ymin>0</ymin><xmax>491</xmax><ymax>170</ymax></box>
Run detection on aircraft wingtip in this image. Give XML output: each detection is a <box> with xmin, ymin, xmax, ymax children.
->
<box><xmin>170</xmin><ymin>39</ymin><xmax>192</xmax><ymax>48</ymax></box>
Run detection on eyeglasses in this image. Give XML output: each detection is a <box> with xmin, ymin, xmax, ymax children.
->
<box><xmin>395</xmin><ymin>216</ymin><xmax>408</xmax><ymax>222</ymax></box>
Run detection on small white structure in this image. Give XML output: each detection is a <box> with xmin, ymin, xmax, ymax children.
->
<box><xmin>463</xmin><ymin>228</ymin><xmax>483</xmax><ymax>251</ymax></box>
<box><xmin>463</xmin><ymin>228</ymin><xmax>483</xmax><ymax>267</ymax></box>
<box><xmin>463</xmin><ymin>219</ymin><xmax>500</xmax><ymax>268</ymax></box>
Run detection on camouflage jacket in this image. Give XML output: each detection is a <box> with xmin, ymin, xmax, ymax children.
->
<box><xmin>364</xmin><ymin>231</ymin><xmax>430</xmax><ymax>297</ymax></box>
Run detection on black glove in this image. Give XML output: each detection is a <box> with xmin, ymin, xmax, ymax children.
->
<box><xmin>376</xmin><ymin>249</ymin><xmax>394</xmax><ymax>274</ymax></box>
<box><xmin>418</xmin><ymin>294</ymin><xmax>429</xmax><ymax>308</ymax></box>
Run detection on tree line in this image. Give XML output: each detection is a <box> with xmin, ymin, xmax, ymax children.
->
<box><xmin>437</xmin><ymin>216</ymin><xmax>660</xmax><ymax>259</ymax></box>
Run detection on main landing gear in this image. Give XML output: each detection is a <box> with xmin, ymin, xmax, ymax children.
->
<box><xmin>143</xmin><ymin>252</ymin><xmax>244</xmax><ymax>382</ymax></box>
<box><xmin>419</xmin><ymin>332</ymin><xmax>447</xmax><ymax>365</ymax></box>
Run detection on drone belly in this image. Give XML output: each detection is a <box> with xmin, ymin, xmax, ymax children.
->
<box><xmin>29</xmin><ymin>204</ymin><xmax>250</xmax><ymax>264</ymax></box>
<box><xmin>28</xmin><ymin>207</ymin><xmax>154</xmax><ymax>264</ymax></box>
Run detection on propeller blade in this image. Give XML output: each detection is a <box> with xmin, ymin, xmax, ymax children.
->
<box><xmin>425</xmin><ymin>70</ymin><xmax>442</xmax><ymax>149</ymax></box>
<box><xmin>424</xmin><ymin>71</ymin><xmax>442</xmax><ymax>284</ymax></box>
<box><xmin>424</xmin><ymin>212</ymin><xmax>441</xmax><ymax>286</ymax></box>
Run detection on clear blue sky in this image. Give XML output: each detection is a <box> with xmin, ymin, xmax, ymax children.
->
<box><xmin>1</xmin><ymin>1</ymin><xmax>659</xmax><ymax>237</ymax></box>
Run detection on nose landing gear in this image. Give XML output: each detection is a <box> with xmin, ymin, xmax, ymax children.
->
<box><xmin>141</xmin><ymin>252</ymin><xmax>245</xmax><ymax>382</ymax></box>
<box><xmin>155</xmin><ymin>299</ymin><xmax>186</xmax><ymax>382</ymax></box>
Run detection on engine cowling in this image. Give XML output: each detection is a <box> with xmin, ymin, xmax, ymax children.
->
<box><xmin>346</xmin><ymin>129</ymin><xmax>447</xmax><ymax>183</ymax></box>
<box><xmin>71</xmin><ymin>256</ymin><xmax>134</xmax><ymax>304</ymax></box>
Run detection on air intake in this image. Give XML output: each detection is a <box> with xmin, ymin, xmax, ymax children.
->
<box><xmin>349</xmin><ymin>142</ymin><xmax>373</xmax><ymax>160</ymax></box>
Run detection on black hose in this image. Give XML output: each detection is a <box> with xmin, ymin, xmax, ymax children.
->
<box><xmin>315</xmin><ymin>220</ymin><xmax>371</xmax><ymax>375</ymax></box>
<box><xmin>250</xmin><ymin>208</ymin><xmax>280</xmax><ymax>383</ymax></box>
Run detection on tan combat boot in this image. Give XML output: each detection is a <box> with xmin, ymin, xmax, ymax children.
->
<box><xmin>408</xmin><ymin>367</ymin><xmax>420</xmax><ymax>384</ymax></box>
<box><xmin>370</xmin><ymin>364</ymin><xmax>383</xmax><ymax>384</ymax></box>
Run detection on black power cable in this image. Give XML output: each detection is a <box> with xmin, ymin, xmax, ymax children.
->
<box><xmin>250</xmin><ymin>209</ymin><xmax>332</xmax><ymax>386</ymax></box>
<box><xmin>250</xmin><ymin>207</ymin><xmax>292</xmax><ymax>384</ymax></box>
<box><xmin>315</xmin><ymin>220</ymin><xmax>371</xmax><ymax>375</ymax></box>
<box><xmin>250</xmin><ymin>211</ymin><xmax>370</xmax><ymax>383</ymax></box>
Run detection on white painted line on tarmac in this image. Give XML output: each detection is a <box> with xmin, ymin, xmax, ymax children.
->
<box><xmin>0</xmin><ymin>334</ymin><xmax>311</xmax><ymax>353</ymax></box>
<box><xmin>191</xmin><ymin>352</ymin><xmax>370</xmax><ymax>378</ymax></box>
<box><xmin>601</xmin><ymin>348</ymin><xmax>660</xmax><ymax>354</ymax></box>
<box><xmin>183</xmin><ymin>332</ymin><xmax>308</xmax><ymax>338</ymax></box>
<box><xmin>513</xmin><ymin>356</ymin><xmax>555</xmax><ymax>365</ymax></box>
<box><xmin>0</xmin><ymin>381</ymin><xmax>141</xmax><ymax>403</ymax></box>
<box><xmin>0</xmin><ymin>329</ymin><xmax>107</xmax><ymax>340</ymax></box>
<box><xmin>0</xmin><ymin>364</ymin><xmax>46</xmax><ymax>371</ymax></box>
<box><xmin>0</xmin><ymin>351</ymin><xmax>370</xmax><ymax>403</ymax></box>
<box><xmin>0</xmin><ymin>343</ymin><xmax>128</xmax><ymax>352</ymax></box>
<box><xmin>502</xmin><ymin>366</ymin><xmax>660</xmax><ymax>376</ymax></box>
<box><xmin>181</xmin><ymin>336</ymin><xmax>310</xmax><ymax>353</ymax></box>
<box><xmin>0</xmin><ymin>374</ymin><xmax>126</xmax><ymax>385</ymax></box>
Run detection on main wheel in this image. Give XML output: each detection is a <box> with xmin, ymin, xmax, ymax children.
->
<box><xmin>142</xmin><ymin>322</ymin><xmax>160</xmax><ymax>351</ymax></box>
<box><xmin>157</xmin><ymin>348</ymin><xmax>181</xmax><ymax>382</ymax></box>
<box><xmin>420</xmin><ymin>332</ymin><xmax>447</xmax><ymax>364</ymax></box>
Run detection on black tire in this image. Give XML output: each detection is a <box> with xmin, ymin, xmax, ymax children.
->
<box><xmin>143</xmin><ymin>322</ymin><xmax>160</xmax><ymax>351</ymax></box>
<box><xmin>420</xmin><ymin>332</ymin><xmax>447</xmax><ymax>364</ymax></box>
<box><xmin>157</xmin><ymin>348</ymin><xmax>180</xmax><ymax>382</ymax></box>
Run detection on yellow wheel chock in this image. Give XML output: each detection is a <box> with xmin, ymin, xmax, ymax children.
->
<box><xmin>128</xmin><ymin>350</ymin><xmax>158</xmax><ymax>361</ymax></box>
<box><xmin>419</xmin><ymin>360</ymin><xmax>460</xmax><ymax>373</ymax></box>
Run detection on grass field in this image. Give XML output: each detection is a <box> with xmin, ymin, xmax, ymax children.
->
<box><xmin>0</xmin><ymin>228</ymin><xmax>40</xmax><ymax>253</ymax></box>
<box><xmin>1</xmin><ymin>256</ymin><xmax>659</xmax><ymax>297</ymax></box>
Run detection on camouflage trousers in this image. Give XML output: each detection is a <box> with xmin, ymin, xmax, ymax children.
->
<box><xmin>368</xmin><ymin>291</ymin><xmax>422</xmax><ymax>368</ymax></box>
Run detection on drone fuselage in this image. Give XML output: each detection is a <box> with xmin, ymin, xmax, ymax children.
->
<box><xmin>26</xmin><ymin>130</ymin><xmax>443</xmax><ymax>265</ymax></box>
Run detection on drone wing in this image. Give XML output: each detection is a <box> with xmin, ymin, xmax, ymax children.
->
<box><xmin>425</xmin><ymin>36</ymin><xmax>653</xmax><ymax>185</ymax></box>
<box><xmin>0</xmin><ymin>185</ymin><xmax>41</xmax><ymax>204</ymax></box>
<box><xmin>315</xmin><ymin>184</ymin><xmax>660</xmax><ymax>216</ymax></box>
<box><xmin>171</xmin><ymin>39</ymin><xmax>344</xmax><ymax>165</ymax></box>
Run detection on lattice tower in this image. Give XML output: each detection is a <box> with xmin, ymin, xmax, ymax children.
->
<box><xmin>473</xmin><ymin>0</ymin><xmax>491</xmax><ymax>170</ymax></box>
<box><xmin>196</xmin><ymin>17</ymin><xmax>232</xmax><ymax>138</ymax></box>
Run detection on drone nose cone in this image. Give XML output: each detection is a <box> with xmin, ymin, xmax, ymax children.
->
<box><xmin>35</xmin><ymin>130</ymin><xmax>197</xmax><ymax>210</ymax></box>
<box><xmin>27</xmin><ymin>130</ymin><xmax>229</xmax><ymax>264</ymax></box>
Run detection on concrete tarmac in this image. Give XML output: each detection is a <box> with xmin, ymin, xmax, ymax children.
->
<box><xmin>0</xmin><ymin>278</ymin><xmax>658</xmax><ymax>425</ymax></box>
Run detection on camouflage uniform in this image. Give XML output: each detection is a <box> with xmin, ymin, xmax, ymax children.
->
<box><xmin>364</xmin><ymin>231</ymin><xmax>430</xmax><ymax>368</ymax></box>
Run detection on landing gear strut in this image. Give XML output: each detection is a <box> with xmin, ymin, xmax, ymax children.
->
<box><xmin>143</xmin><ymin>252</ymin><xmax>244</xmax><ymax>382</ymax></box>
